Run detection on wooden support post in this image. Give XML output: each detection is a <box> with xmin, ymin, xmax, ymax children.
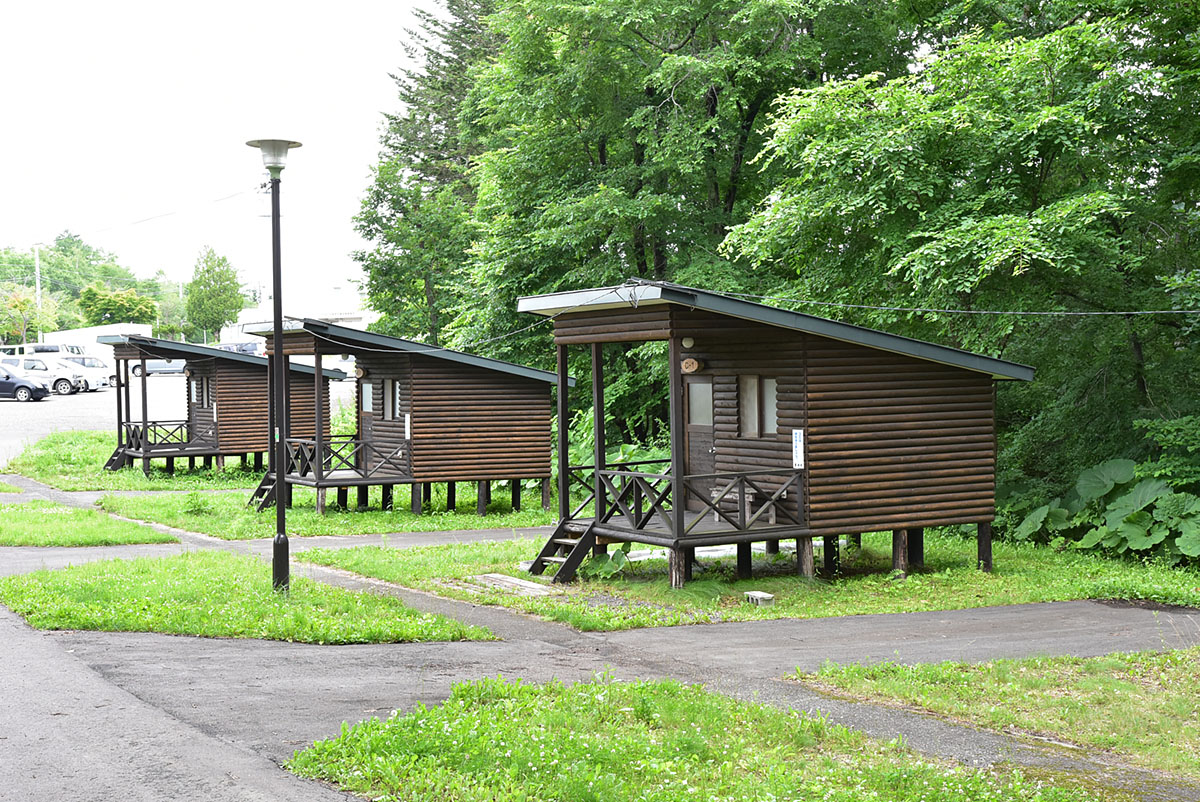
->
<box><xmin>216</xmin><ymin>455</ymin><xmax>225</xmax><ymax>469</ymax></box>
<box><xmin>337</xmin><ymin>487</ymin><xmax>348</xmax><ymax>510</ymax></box>
<box><xmin>668</xmin><ymin>336</ymin><xmax>686</xmax><ymax>546</ymax></box>
<box><xmin>541</xmin><ymin>477</ymin><xmax>551</xmax><ymax>511</ymax></box>
<box><xmin>591</xmin><ymin>342</ymin><xmax>606</xmax><ymax>522</ymax></box>
<box><xmin>892</xmin><ymin>528</ymin><xmax>908</xmax><ymax>578</ymax></box>
<box><xmin>823</xmin><ymin>535</ymin><xmax>839</xmax><ymax>576</ymax></box>
<box><xmin>316</xmin><ymin>487</ymin><xmax>326</xmax><ymax>515</ymax></box>
<box><xmin>668</xmin><ymin>548</ymin><xmax>689</xmax><ymax>589</ymax></box>
<box><xmin>907</xmin><ymin>527</ymin><xmax>925</xmax><ymax>569</ymax></box>
<box><xmin>978</xmin><ymin>521</ymin><xmax>993</xmax><ymax>572</ymax></box>
<box><xmin>166</xmin><ymin>457</ymin><xmax>174</xmax><ymax>475</ymax></box>
<box><xmin>253</xmin><ymin>452</ymin><xmax>263</xmax><ymax>472</ymax></box>
<box><xmin>240</xmin><ymin>453</ymin><xmax>248</xmax><ymax>468</ymax></box>
<box><xmin>411</xmin><ymin>483</ymin><xmax>423</xmax><ymax>515</ymax></box>
<box><xmin>477</xmin><ymin>480</ymin><xmax>489</xmax><ymax>516</ymax></box>
<box><xmin>203</xmin><ymin>455</ymin><xmax>213</xmax><ymax>469</ymax></box>
<box><xmin>511</xmin><ymin>479</ymin><xmax>521</xmax><ymax>512</ymax></box>
<box><xmin>765</xmin><ymin>539</ymin><xmax>780</xmax><ymax>555</ymax></box>
<box><xmin>556</xmin><ymin>344</ymin><xmax>570</xmax><ymax>521</ymax></box>
<box><xmin>797</xmin><ymin>538</ymin><xmax>814</xmax><ymax>578</ymax></box>
<box><xmin>446</xmin><ymin>481</ymin><xmax>456</xmax><ymax>511</ymax></box>
<box><xmin>736</xmin><ymin>542</ymin><xmax>752</xmax><ymax>580</ymax></box>
<box><xmin>381</xmin><ymin>484</ymin><xmax>393</xmax><ymax>511</ymax></box>
<box><xmin>684</xmin><ymin>547</ymin><xmax>695</xmax><ymax>581</ymax></box>
<box><xmin>423</xmin><ymin>482</ymin><xmax>432</xmax><ymax>503</ymax></box>
<box><xmin>114</xmin><ymin>358</ymin><xmax>124</xmax><ymax>450</ymax></box>
<box><xmin>188</xmin><ymin>456</ymin><xmax>195</xmax><ymax>471</ymax></box>
<box><xmin>357</xmin><ymin>485</ymin><xmax>369</xmax><ymax>511</ymax></box>
<box><xmin>848</xmin><ymin>534</ymin><xmax>862</xmax><ymax>550</ymax></box>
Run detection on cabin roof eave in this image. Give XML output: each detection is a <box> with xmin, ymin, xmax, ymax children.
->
<box><xmin>98</xmin><ymin>335</ymin><xmax>346</xmax><ymax>380</ymax></box>
<box><xmin>517</xmin><ymin>280</ymin><xmax>1034</xmax><ymax>382</ymax></box>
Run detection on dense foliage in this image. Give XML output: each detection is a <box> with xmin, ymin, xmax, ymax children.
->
<box><xmin>185</xmin><ymin>246</ymin><xmax>246</xmax><ymax>340</ymax></box>
<box><xmin>358</xmin><ymin>0</ymin><xmax>1199</xmax><ymax>516</ymax></box>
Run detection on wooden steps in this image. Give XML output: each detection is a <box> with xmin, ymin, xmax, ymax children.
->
<box><xmin>528</xmin><ymin>519</ymin><xmax>596</xmax><ymax>583</ymax></box>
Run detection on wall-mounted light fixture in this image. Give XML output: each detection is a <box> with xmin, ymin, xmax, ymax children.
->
<box><xmin>355</xmin><ymin>367</ymin><xmax>367</xmax><ymax>379</ymax></box>
<box><xmin>681</xmin><ymin>337</ymin><xmax>695</xmax><ymax>349</ymax></box>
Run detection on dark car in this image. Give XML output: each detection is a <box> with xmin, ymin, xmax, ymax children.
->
<box><xmin>0</xmin><ymin>367</ymin><xmax>50</xmax><ymax>401</ymax></box>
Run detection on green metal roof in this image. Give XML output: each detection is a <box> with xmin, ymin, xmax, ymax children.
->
<box><xmin>283</xmin><ymin>318</ymin><xmax>573</xmax><ymax>386</ymax></box>
<box><xmin>97</xmin><ymin>335</ymin><xmax>346</xmax><ymax>380</ymax></box>
<box><xmin>517</xmin><ymin>279</ymin><xmax>1034</xmax><ymax>381</ymax></box>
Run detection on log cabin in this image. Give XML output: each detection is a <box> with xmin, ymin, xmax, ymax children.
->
<box><xmin>253</xmin><ymin>319</ymin><xmax>570</xmax><ymax>515</ymax></box>
<box><xmin>517</xmin><ymin>279</ymin><xmax>1034</xmax><ymax>587</ymax></box>
<box><xmin>99</xmin><ymin>334</ymin><xmax>342</xmax><ymax>476</ymax></box>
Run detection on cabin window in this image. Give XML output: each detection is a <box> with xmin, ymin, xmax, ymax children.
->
<box><xmin>191</xmin><ymin>377</ymin><xmax>212</xmax><ymax>407</ymax></box>
<box><xmin>383</xmin><ymin>378</ymin><xmax>403</xmax><ymax>421</ymax></box>
<box><xmin>361</xmin><ymin>381</ymin><xmax>373</xmax><ymax>413</ymax></box>
<box><xmin>739</xmin><ymin>375</ymin><xmax>779</xmax><ymax>438</ymax></box>
<box><xmin>190</xmin><ymin>378</ymin><xmax>202</xmax><ymax>404</ymax></box>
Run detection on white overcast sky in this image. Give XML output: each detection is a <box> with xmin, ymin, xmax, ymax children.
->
<box><xmin>0</xmin><ymin>1</ymin><xmax>421</xmax><ymax>316</ymax></box>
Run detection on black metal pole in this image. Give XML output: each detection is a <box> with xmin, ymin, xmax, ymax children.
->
<box><xmin>270</xmin><ymin>175</ymin><xmax>289</xmax><ymax>591</ymax></box>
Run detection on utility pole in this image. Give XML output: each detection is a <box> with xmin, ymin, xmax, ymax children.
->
<box><xmin>33</xmin><ymin>245</ymin><xmax>43</xmax><ymax>343</ymax></box>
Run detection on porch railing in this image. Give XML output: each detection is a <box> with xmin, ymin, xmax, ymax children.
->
<box><xmin>569</xmin><ymin>461</ymin><xmax>804</xmax><ymax>537</ymax></box>
<box><xmin>123</xmin><ymin>420</ymin><xmax>216</xmax><ymax>452</ymax></box>
<box><xmin>285</xmin><ymin>436</ymin><xmax>408</xmax><ymax>480</ymax></box>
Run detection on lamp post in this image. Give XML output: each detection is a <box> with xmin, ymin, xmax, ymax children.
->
<box><xmin>247</xmin><ymin>138</ymin><xmax>301</xmax><ymax>591</ymax></box>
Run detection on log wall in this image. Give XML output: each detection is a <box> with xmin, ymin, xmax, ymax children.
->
<box><xmin>214</xmin><ymin>361</ymin><xmax>329</xmax><ymax>453</ymax></box>
<box><xmin>409</xmin><ymin>354</ymin><xmax>553</xmax><ymax>481</ymax></box>
<box><xmin>357</xmin><ymin>352</ymin><xmax>413</xmax><ymax>475</ymax></box>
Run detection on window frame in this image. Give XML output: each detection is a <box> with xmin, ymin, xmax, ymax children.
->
<box><xmin>738</xmin><ymin>374</ymin><xmax>780</xmax><ymax>439</ymax></box>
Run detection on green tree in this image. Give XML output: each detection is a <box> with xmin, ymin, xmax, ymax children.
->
<box><xmin>78</xmin><ymin>283</ymin><xmax>159</xmax><ymax>326</ymax></box>
<box><xmin>185</xmin><ymin>247</ymin><xmax>245</xmax><ymax>341</ymax></box>
<box><xmin>355</xmin><ymin>0</ymin><xmax>499</xmax><ymax>345</ymax></box>
<box><xmin>725</xmin><ymin>11</ymin><xmax>1200</xmax><ymax>491</ymax></box>
<box><xmin>0</xmin><ymin>284</ymin><xmax>59</xmax><ymax>344</ymax></box>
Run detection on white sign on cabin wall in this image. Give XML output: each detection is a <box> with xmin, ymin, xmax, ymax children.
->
<box><xmin>792</xmin><ymin>428</ymin><xmax>805</xmax><ymax>469</ymax></box>
<box><xmin>405</xmin><ymin>413</ymin><xmax>411</xmax><ymax>440</ymax></box>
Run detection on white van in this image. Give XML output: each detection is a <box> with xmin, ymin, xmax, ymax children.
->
<box><xmin>0</xmin><ymin>343</ymin><xmax>86</xmax><ymax>358</ymax></box>
<box><xmin>0</xmin><ymin>356</ymin><xmax>84</xmax><ymax>395</ymax></box>
<box><xmin>62</xmin><ymin>355</ymin><xmax>113</xmax><ymax>391</ymax></box>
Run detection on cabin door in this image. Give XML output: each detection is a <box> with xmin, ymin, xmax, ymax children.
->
<box><xmin>684</xmin><ymin>376</ymin><xmax>715</xmax><ymax>512</ymax></box>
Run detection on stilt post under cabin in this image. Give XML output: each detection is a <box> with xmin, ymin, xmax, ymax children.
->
<box><xmin>541</xmin><ymin>477</ymin><xmax>551</xmax><ymax>511</ymax></box>
<box><xmin>446</xmin><ymin>481</ymin><xmax>456</xmax><ymax>511</ymax></box>
<box><xmin>411</xmin><ymin>483</ymin><xmax>423</xmax><ymax>514</ymax></box>
<box><xmin>823</xmin><ymin>535</ymin><xmax>839</xmax><ymax>576</ymax></box>
<box><xmin>797</xmin><ymin>537</ymin><xmax>814</xmax><ymax>578</ymax></box>
<box><xmin>122</xmin><ymin>360</ymin><xmax>131</xmax><ymax>453</ymax></box>
<box><xmin>591</xmin><ymin>342</ymin><xmax>607</xmax><ymax>556</ymax></box>
<box><xmin>907</xmin><ymin>527</ymin><xmax>925</xmax><ymax>569</ymax></box>
<box><xmin>667</xmin><ymin>334</ymin><xmax>687</xmax><ymax>588</ymax></box>
<box><xmin>556</xmin><ymin>344</ymin><xmax>570</xmax><ymax>521</ymax></box>
<box><xmin>978</xmin><ymin>521</ymin><xmax>993</xmax><ymax>571</ymax></box>
<box><xmin>381</xmin><ymin>484</ymin><xmax>393</xmax><ymax>511</ymax></box>
<box><xmin>357</xmin><ymin>485</ymin><xmax>368</xmax><ymax>511</ymax></box>
<box><xmin>477</xmin><ymin>480</ymin><xmax>489</xmax><ymax>516</ymax></box>
<box><xmin>336</xmin><ymin>487</ymin><xmax>348</xmax><ymax>510</ymax></box>
<box><xmin>736</xmin><ymin>542</ymin><xmax>752</xmax><ymax>580</ymax></box>
<box><xmin>892</xmin><ymin>528</ymin><xmax>908</xmax><ymax>578</ymax></box>
<box><xmin>511</xmin><ymin>480</ymin><xmax>521</xmax><ymax>512</ymax></box>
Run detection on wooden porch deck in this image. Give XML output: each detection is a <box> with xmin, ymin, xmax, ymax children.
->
<box><xmin>588</xmin><ymin>510</ymin><xmax>809</xmax><ymax>548</ymax></box>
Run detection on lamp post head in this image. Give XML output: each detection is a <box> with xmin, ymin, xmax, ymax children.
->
<box><xmin>246</xmin><ymin>139</ymin><xmax>302</xmax><ymax>178</ymax></box>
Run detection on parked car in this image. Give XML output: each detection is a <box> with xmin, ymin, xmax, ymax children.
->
<box><xmin>0</xmin><ymin>356</ymin><xmax>83</xmax><ymax>395</ymax></box>
<box><xmin>0</xmin><ymin>366</ymin><xmax>50</xmax><ymax>401</ymax></box>
<box><xmin>213</xmin><ymin>341</ymin><xmax>263</xmax><ymax>356</ymax></box>
<box><xmin>130</xmin><ymin>358</ymin><xmax>185</xmax><ymax>376</ymax></box>
<box><xmin>62</xmin><ymin>355</ymin><xmax>112</xmax><ymax>391</ymax></box>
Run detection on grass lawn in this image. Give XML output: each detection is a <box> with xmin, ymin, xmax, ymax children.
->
<box><xmin>801</xmin><ymin>647</ymin><xmax>1200</xmax><ymax>780</ymax></box>
<box><xmin>296</xmin><ymin>532</ymin><xmax>1200</xmax><ymax>631</ymax></box>
<box><xmin>98</xmin><ymin>483</ymin><xmax>556</xmax><ymax>539</ymax></box>
<box><xmin>0</xmin><ymin>481</ymin><xmax>22</xmax><ymax>493</ymax></box>
<box><xmin>0</xmin><ymin>501</ymin><xmax>178</xmax><ymax>547</ymax></box>
<box><xmin>7</xmin><ymin>431</ymin><xmax>263</xmax><ymax>491</ymax></box>
<box><xmin>0</xmin><ymin>551</ymin><xmax>491</xmax><ymax>644</ymax></box>
<box><xmin>288</xmin><ymin>676</ymin><xmax>1120</xmax><ymax>802</ymax></box>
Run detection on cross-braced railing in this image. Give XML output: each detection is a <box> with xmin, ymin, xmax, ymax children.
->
<box><xmin>566</xmin><ymin>459</ymin><xmax>669</xmax><ymax>520</ymax></box>
<box><xmin>572</xmin><ymin>462</ymin><xmax>804</xmax><ymax>538</ymax></box>
<box><xmin>123</xmin><ymin>420</ymin><xmax>217</xmax><ymax>452</ymax></box>
<box><xmin>285</xmin><ymin>436</ymin><xmax>407</xmax><ymax>480</ymax></box>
